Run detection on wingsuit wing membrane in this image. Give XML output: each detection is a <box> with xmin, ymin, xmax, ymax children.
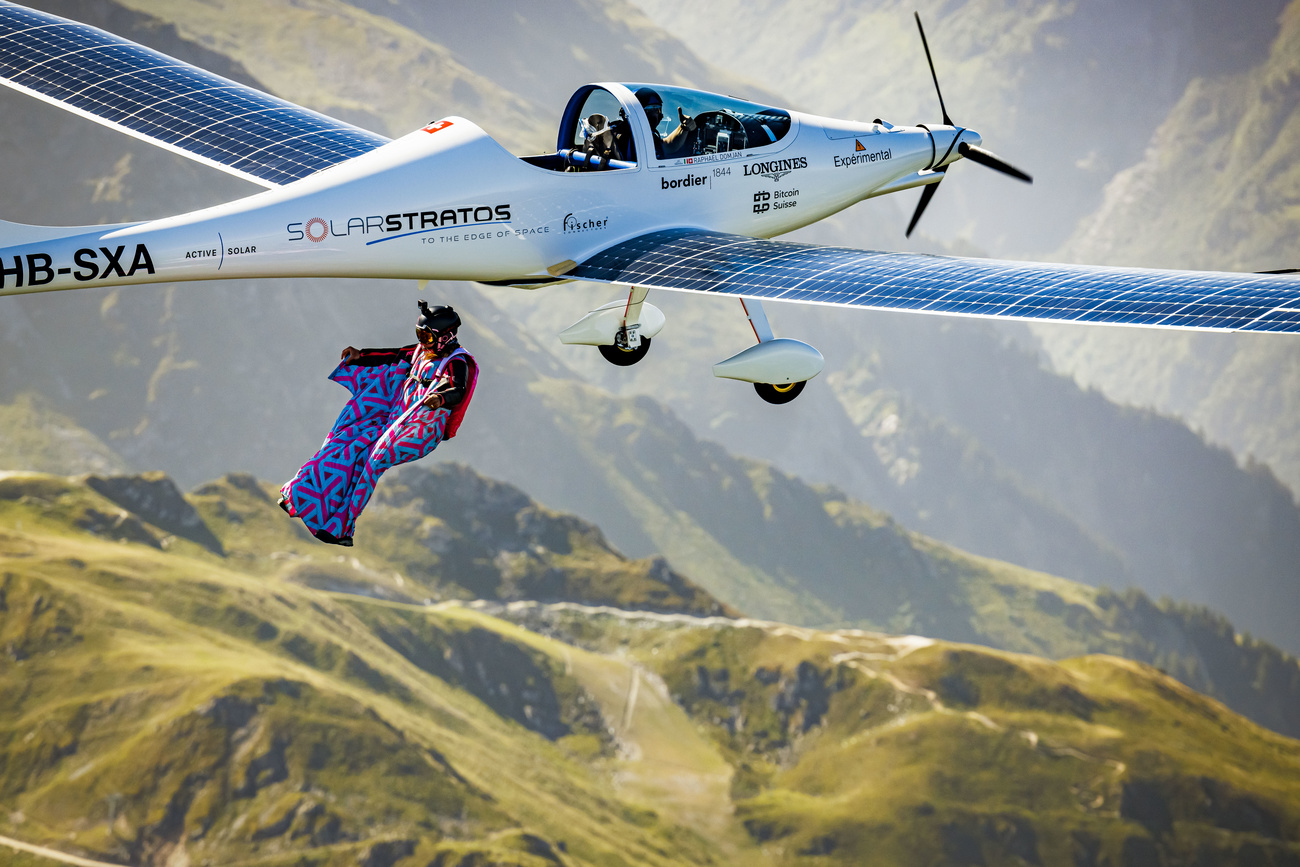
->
<box><xmin>0</xmin><ymin>1</ymin><xmax>390</xmax><ymax>187</ymax></box>
<box><xmin>571</xmin><ymin>229</ymin><xmax>1300</xmax><ymax>333</ymax></box>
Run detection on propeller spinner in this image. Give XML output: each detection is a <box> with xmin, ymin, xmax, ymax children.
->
<box><xmin>906</xmin><ymin>12</ymin><xmax>1032</xmax><ymax>237</ymax></box>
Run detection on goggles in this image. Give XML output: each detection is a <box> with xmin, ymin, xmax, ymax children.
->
<box><xmin>417</xmin><ymin>326</ymin><xmax>455</xmax><ymax>352</ymax></box>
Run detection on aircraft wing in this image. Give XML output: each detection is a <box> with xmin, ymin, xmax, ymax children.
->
<box><xmin>571</xmin><ymin>229</ymin><xmax>1300</xmax><ymax>333</ymax></box>
<box><xmin>0</xmin><ymin>1</ymin><xmax>390</xmax><ymax>188</ymax></box>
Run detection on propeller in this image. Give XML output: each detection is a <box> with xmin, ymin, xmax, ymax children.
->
<box><xmin>915</xmin><ymin>11</ymin><xmax>952</xmax><ymax>127</ymax></box>
<box><xmin>958</xmin><ymin>142</ymin><xmax>1033</xmax><ymax>182</ymax></box>
<box><xmin>905</xmin><ymin>12</ymin><xmax>1032</xmax><ymax>238</ymax></box>
<box><xmin>905</xmin><ymin>167</ymin><xmax>945</xmax><ymax>237</ymax></box>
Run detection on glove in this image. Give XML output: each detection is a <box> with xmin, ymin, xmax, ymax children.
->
<box><xmin>678</xmin><ymin>107</ymin><xmax>696</xmax><ymax>131</ymax></box>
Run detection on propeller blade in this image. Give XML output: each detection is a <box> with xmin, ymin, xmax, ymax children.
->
<box><xmin>905</xmin><ymin>171</ymin><xmax>945</xmax><ymax>238</ymax></box>
<box><xmin>958</xmin><ymin>142</ymin><xmax>1033</xmax><ymax>183</ymax></box>
<box><xmin>914</xmin><ymin>13</ymin><xmax>952</xmax><ymax>127</ymax></box>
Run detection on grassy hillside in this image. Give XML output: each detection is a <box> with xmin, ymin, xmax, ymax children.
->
<box><xmin>0</xmin><ymin>478</ymin><xmax>733</xmax><ymax>866</ymax></box>
<box><xmin>3</xmin><ymin>476</ymin><xmax>1299</xmax><ymax>866</ymax></box>
<box><xmin>509</xmin><ymin>605</ymin><xmax>1300</xmax><ymax>866</ymax></box>
<box><xmin>4</xmin><ymin>373</ymin><xmax>1299</xmax><ymax>743</ymax></box>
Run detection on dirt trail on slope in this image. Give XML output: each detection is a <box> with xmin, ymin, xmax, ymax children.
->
<box><xmin>566</xmin><ymin>651</ymin><xmax>771</xmax><ymax>864</ymax></box>
<box><xmin>0</xmin><ymin>833</ymin><xmax>127</xmax><ymax>867</ymax></box>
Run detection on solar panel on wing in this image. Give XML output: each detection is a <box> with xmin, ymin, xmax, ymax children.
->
<box><xmin>0</xmin><ymin>2</ymin><xmax>389</xmax><ymax>187</ymax></box>
<box><xmin>570</xmin><ymin>229</ymin><xmax>1300</xmax><ymax>333</ymax></box>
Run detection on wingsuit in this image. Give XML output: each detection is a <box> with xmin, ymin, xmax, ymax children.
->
<box><xmin>279</xmin><ymin>302</ymin><xmax>477</xmax><ymax>546</ymax></box>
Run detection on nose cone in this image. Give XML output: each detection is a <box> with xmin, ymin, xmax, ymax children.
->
<box><xmin>960</xmin><ymin>128</ymin><xmax>983</xmax><ymax>150</ymax></box>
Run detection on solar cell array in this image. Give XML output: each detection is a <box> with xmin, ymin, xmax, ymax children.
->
<box><xmin>0</xmin><ymin>2</ymin><xmax>390</xmax><ymax>187</ymax></box>
<box><xmin>572</xmin><ymin>229</ymin><xmax>1300</xmax><ymax>333</ymax></box>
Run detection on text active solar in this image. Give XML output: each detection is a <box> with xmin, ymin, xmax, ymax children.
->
<box><xmin>0</xmin><ymin>1</ymin><xmax>389</xmax><ymax>186</ymax></box>
<box><xmin>570</xmin><ymin>230</ymin><xmax>1300</xmax><ymax>333</ymax></box>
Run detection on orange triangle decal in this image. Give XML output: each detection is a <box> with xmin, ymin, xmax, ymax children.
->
<box><xmin>855</xmin><ymin>139</ymin><xmax>866</xmax><ymax>151</ymax></box>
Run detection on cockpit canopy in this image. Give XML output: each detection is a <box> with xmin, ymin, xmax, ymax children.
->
<box><xmin>558</xmin><ymin>83</ymin><xmax>793</xmax><ymax>168</ymax></box>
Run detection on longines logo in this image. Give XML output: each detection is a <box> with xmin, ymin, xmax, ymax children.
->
<box><xmin>743</xmin><ymin>156</ymin><xmax>807</xmax><ymax>182</ymax></box>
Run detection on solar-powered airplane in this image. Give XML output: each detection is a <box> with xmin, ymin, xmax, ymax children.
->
<box><xmin>1</xmin><ymin>4</ymin><xmax>1297</xmax><ymax>404</ymax></box>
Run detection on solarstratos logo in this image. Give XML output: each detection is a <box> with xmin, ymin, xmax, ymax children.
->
<box><xmin>743</xmin><ymin>156</ymin><xmax>807</xmax><ymax>182</ymax></box>
<box><xmin>288</xmin><ymin>204</ymin><xmax>512</xmax><ymax>243</ymax></box>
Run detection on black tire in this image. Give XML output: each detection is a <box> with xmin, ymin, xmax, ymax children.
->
<box><xmin>599</xmin><ymin>336</ymin><xmax>652</xmax><ymax>366</ymax></box>
<box><xmin>754</xmin><ymin>380</ymin><xmax>805</xmax><ymax>404</ymax></box>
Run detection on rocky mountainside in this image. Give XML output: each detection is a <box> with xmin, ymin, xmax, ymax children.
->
<box><xmin>1</xmin><ymin>478</ymin><xmax>1298</xmax><ymax>866</ymax></box>
<box><xmin>507</xmin><ymin>286</ymin><xmax>1300</xmax><ymax>653</ymax></box>
<box><xmin>632</xmin><ymin>0</ymin><xmax>1300</xmax><ymax>502</ymax></box>
<box><xmin>1032</xmin><ymin>0</ymin><xmax>1300</xmax><ymax>497</ymax></box>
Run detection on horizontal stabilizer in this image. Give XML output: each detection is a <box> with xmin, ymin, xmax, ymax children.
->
<box><xmin>0</xmin><ymin>218</ymin><xmax>135</xmax><ymax>247</ymax></box>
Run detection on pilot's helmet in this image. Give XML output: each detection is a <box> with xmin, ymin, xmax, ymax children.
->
<box><xmin>635</xmin><ymin>87</ymin><xmax>664</xmax><ymax>126</ymax></box>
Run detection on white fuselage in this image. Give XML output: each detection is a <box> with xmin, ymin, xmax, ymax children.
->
<box><xmin>0</xmin><ymin>84</ymin><xmax>977</xmax><ymax>297</ymax></box>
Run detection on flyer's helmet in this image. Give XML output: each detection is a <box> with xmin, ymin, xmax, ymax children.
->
<box><xmin>416</xmin><ymin>301</ymin><xmax>460</xmax><ymax>352</ymax></box>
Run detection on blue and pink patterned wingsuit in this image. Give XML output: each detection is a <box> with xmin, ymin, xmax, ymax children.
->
<box><xmin>280</xmin><ymin>345</ymin><xmax>477</xmax><ymax>540</ymax></box>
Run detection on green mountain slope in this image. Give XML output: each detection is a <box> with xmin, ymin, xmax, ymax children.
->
<box><xmin>4</xmin><ymin>445</ymin><xmax>1298</xmax><ymax>744</ymax></box>
<box><xmin>0</xmin><ymin>396</ymin><xmax>130</xmax><ymax>478</ymax></box>
<box><xmin>0</xmin><ymin>485</ymin><xmax>733</xmax><ymax>866</ymax></box>
<box><xmin>3</xmin><ymin>479</ymin><xmax>1299</xmax><ymax>866</ymax></box>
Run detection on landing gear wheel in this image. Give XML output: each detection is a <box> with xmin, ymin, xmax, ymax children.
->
<box><xmin>599</xmin><ymin>336</ymin><xmax>651</xmax><ymax>366</ymax></box>
<box><xmin>754</xmin><ymin>380</ymin><xmax>805</xmax><ymax>404</ymax></box>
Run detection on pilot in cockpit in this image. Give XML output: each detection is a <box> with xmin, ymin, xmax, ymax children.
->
<box><xmin>634</xmin><ymin>87</ymin><xmax>696</xmax><ymax>158</ymax></box>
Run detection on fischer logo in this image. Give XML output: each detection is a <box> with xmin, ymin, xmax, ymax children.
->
<box><xmin>288</xmin><ymin>204</ymin><xmax>512</xmax><ymax>241</ymax></box>
<box><xmin>661</xmin><ymin>174</ymin><xmax>707</xmax><ymax>190</ymax></box>
<box><xmin>562</xmin><ymin>213</ymin><xmax>609</xmax><ymax>233</ymax></box>
<box><xmin>743</xmin><ymin>156</ymin><xmax>807</xmax><ymax>182</ymax></box>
